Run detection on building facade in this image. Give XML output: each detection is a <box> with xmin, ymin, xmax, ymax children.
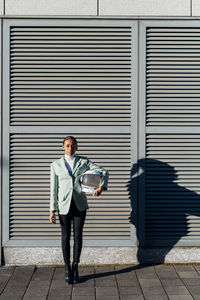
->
<box><xmin>1</xmin><ymin>0</ymin><xmax>200</xmax><ymax>265</ymax></box>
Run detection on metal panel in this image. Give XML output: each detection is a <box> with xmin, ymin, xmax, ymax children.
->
<box><xmin>2</xmin><ymin>19</ymin><xmax>138</xmax><ymax>247</ymax></box>
<box><xmin>0</xmin><ymin>19</ymin><xmax>2</xmax><ymax>264</ymax></box>
<box><xmin>140</xmin><ymin>21</ymin><xmax>200</xmax><ymax>247</ymax></box>
<box><xmin>146</xmin><ymin>134</ymin><xmax>200</xmax><ymax>246</ymax></box>
<box><xmin>10</xmin><ymin>133</ymin><xmax>131</xmax><ymax>240</ymax></box>
<box><xmin>146</xmin><ymin>27</ymin><xmax>200</xmax><ymax>126</ymax></box>
<box><xmin>10</xmin><ymin>26</ymin><xmax>131</xmax><ymax>126</ymax></box>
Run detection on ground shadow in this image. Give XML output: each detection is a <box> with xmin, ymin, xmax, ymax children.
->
<box><xmin>79</xmin><ymin>263</ymin><xmax>154</xmax><ymax>283</ymax></box>
<box><xmin>128</xmin><ymin>158</ymin><xmax>200</xmax><ymax>264</ymax></box>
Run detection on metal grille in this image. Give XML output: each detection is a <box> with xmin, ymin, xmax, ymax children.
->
<box><xmin>10</xmin><ymin>133</ymin><xmax>131</xmax><ymax>240</ymax></box>
<box><xmin>10</xmin><ymin>26</ymin><xmax>131</xmax><ymax>125</ymax></box>
<box><xmin>147</xmin><ymin>27</ymin><xmax>200</xmax><ymax>126</ymax></box>
<box><xmin>146</xmin><ymin>134</ymin><xmax>200</xmax><ymax>245</ymax></box>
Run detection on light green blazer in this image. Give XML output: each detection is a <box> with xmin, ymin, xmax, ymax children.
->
<box><xmin>50</xmin><ymin>155</ymin><xmax>109</xmax><ymax>214</ymax></box>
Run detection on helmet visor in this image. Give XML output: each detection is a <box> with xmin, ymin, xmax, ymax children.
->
<box><xmin>81</xmin><ymin>173</ymin><xmax>101</xmax><ymax>188</ymax></box>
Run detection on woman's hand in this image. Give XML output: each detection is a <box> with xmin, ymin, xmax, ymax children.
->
<box><xmin>49</xmin><ymin>211</ymin><xmax>56</xmax><ymax>224</ymax></box>
<box><xmin>93</xmin><ymin>186</ymin><xmax>104</xmax><ymax>196</ymax></box>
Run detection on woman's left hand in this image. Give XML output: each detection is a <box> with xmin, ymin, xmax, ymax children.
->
<box><xmin>93</xmin><ymin>186</ymin><xmax>104</xmax><ymax>196</ymax></box>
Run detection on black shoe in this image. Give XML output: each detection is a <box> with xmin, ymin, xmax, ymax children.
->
<box><xmin>65</xmin><ymin>264</ymin><xmax>73</xmax><ymax>284</ymax></box>
<box><xmin>72</xmin><ymin>262</ymin><xmax>79</xmax><ymax>284</ymax></box>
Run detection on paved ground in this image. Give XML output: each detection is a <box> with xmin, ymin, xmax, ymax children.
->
<box><xmin>0</xmin><ymin>264</ymin><xmax>200</xmax><ymax>299</ymax></box>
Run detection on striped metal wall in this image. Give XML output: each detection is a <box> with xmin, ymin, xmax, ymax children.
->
<box><xmin>10</xmin><ymin>133</ymin><xmax>131</xmax><ymax>240</ymax></box>
<box><xmin>147</xmin><ymin>27</ymin><xmax>200</xmax><ymax>126</ymax></box>
<box><xmin>145</xmin><ymin>27</ymin><xmax>200</xmax><ymax>245</ymax></box>
<box><xmin>146</xmin><ymin>134</ymin><xmax>200</xmax><ymax>245</ymax></box>
<box><xmin>10</xmin><ymin>26</ymin><xmax>131</xmax><ymax>126</ymax></box>
<box><xmin>8</xmin><ymin>25</ymin><xmax>133</xmax><ymax>243</ymax></box>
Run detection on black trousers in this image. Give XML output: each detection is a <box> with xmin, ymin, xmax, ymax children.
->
<box><xmin>58</xmin><ymin>197</ymin><xmax>86</xmax><ymax>265</ymax></box>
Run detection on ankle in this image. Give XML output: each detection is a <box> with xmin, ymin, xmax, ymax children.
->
<box><xmin>65</xmin><ymin>263</ymin><xmax>71</xmax><ymax>270</ymax></box>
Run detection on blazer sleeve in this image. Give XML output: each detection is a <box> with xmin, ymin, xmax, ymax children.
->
<box><xmin>87</xmin><ymin>159</ymin><xmax>109</xmax><ymax>189</ymax></box>
<box><xmin>50</xmin><ymin>163</ymin><xmax>59</xmax><ymax>212</ymax></box>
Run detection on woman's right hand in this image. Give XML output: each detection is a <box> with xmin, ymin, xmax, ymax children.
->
<box><xmin>49</xmin><ymin>211</ymin><xmax>56</xmax><ymax>224</ymax></box>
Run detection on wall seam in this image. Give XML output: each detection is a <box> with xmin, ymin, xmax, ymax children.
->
<box><xmin>0</xmin><ymin>18</ymin><xmax>3</xmax><ymax>264</ymax></box>
<box><xmin>97</xmin><ymin>0</ymin><xmax>99</xmax><ymax>16</ymax></box>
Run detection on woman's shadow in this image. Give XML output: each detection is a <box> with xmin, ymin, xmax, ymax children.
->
<box><xmin>80</xmin><ymin>158</ymin><xmax>200</xmax><ymax>282</ymax></box>
<box><xmin>128</xmin><ymin>158</ymin><xmax>200</xmax><ymax>264</ymax></box>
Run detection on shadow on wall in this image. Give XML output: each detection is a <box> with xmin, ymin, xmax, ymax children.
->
<box><xmin>127</xmin><ymin>158</ymin><xmax>200</xmax><ymax>264</ymax></box>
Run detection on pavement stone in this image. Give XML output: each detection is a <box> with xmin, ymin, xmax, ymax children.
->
<box><xmin>95</xmin><ymin>266</ymin><xmax>115</xmax><ymax>273</ymax></box>
<box><xmin>138</xmin><ymin>278</ymin><xmax>162</xmax><ymax>287</ymax></box>
<box><xmin>0</xmin><ymin>268</ymin><xmax>14</xmax><ymax>294</ymax></box>
<box><xmin>169</xmin><ymin>296</ymin><xmax>193</xmax><ymax>300</ymax></box>
<box><xmin>118</xmin><ymin>286</ymin><xmax>143</xmax><ymax>296</ymax></box>
<box><xmin>95</xmin><ymin>279</ymin><xmax>117</xmax><ymax>287</ymax></box>
<box><xmin>72</xmin><ymin>297</ymin><xmax>95</xmax><ymax>300</ymax></box>
<box><xmin>0</xmin><ymin>297</ymin><xmax>22</xmax><ymax>300</ymax></box>
<box><xmin>155</xmin><ymin>271</ymin><xmax>179</xmax><ymax>279</ymax></box>
<box><xmin>174</xmin><ymin>265</ymin><xmax>195</xmax><ymax>271</ymax></box>
<box><xmin>116</xmin><ymin>272</ymin><xmax>136</xmax><ymax>280</ymax></box>
<box><xmin>164</xmin><ymin>285</ymin><xmax>190</xmax><ymax>295</ymax></box>
<box><xmin>0</xmin><ymin>264</ymin><xmax>199</xmax><ymax>300</ymax></box>
<box><xmin>79</xmin><ymin>267</ymin><xmax>94</xmax><ymax>275</ymax></box>
<box><xmin>161</xmin><ymin>278</ymin><xmax>184</xmax><ymax>286</ymax></box>
<box><xmin>120</xmin><ymin>296</ymin><xmax>144</xmax><ymax>300</ymax></box>
<box><xmin>117</xmin><ymin>279</ymin><xmax>140</xmax><ymax>287</ymax></box>
<box><xmin>177</xmin><ymin>271</ymin><xmax>200</xmax><ymax>278</ymax></box>
<box><xmin>155</xmin><ymin>265</ymin><xmax>174</xmax><ymax>271</ymax></box>
<box><xmin>95</xmin><ymin>287</ymin><xmax>119</xmax><ymax>297</ymax></box>
<box><xmin>23</xmin><ymin>297</ymin><xmax>47</xmax><ymax>300</ymax></box>
<box><xmin>51</xmin><ymin>268</ymin><xmax>65</xmax><ymax>281</ymax></box>
<box><xmin>144</xmin><ymin>296</ymin><xmax>168</xmax><ymax>300</ymax></box>
<box><xmin>72</xmin><ymin>286</ymin><xmax>95</xmax><ymax>296</ymax></box>
<box><xmin>187</xmin><ymin>284</ymin><xmax>200</xmax><ymax>295</ymax></box>
<box><xmin>76</xmin><ymin>279</ymin><xmax>94</xmax><ymax>287</ymax></box>
<box><xmin>48</xmin><ymin>286</ymin><xmax>72</xmax><ymax>296</ymax></box>
<box><xmin>31</xmin><ymin>267</ymin><xmax>54</xmax><ymax>281</ymax></box>
<box><xmin>183</xmin><ymin>277</ymin><xmax>200</xmax><ymax>286</ymax></box>
<box><xmin>96</xmin><ymin>297</ymin><xmax>119</xmax><ymax>300</ymax></box>
<box><xmin>0</xmin><ymin>266</ymin><xmax>34</xmax><ymax>298</ymax></box>
<box><xmin>48</xmin><ymin>297</ymin><xmax>71</xmax><ymax>300</ymax></box>
<box><xmin>50</xmin><ymin>279</ymin><xmax>71</xmax><ymax>288</ymax></box>
<box><xmin>194</xmin><ymin>265</ymin><xmax>200</xmax><ymax>271</ymax></box>
<box><xmin>136</xmin><ymin>271</ymin><xmax>158</xmax><ymax>279</ymax></box>
<box><xmin>23</xmin><ymin>287</ymin><xmax>50</xmax><ymax>297</ymax></box>
<box><xmin>1</xmin><ymin>287</ymin><xmax>27</xmax><ymax>297</ymax></box>
<box><xmin>142</xmin><ymin>286</ymin><xmax>168</xmax><ymax>297</ymax></box>
<box><xmin>95</xmin><ymin>273</ymin><xmax>116</xmax><ymax>280</ymax></box>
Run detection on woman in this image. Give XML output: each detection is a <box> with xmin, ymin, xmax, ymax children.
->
<box><xmin>49</xmin><ymin>136</ymin><xmax>109</xmax><ymax>284</ymax></box>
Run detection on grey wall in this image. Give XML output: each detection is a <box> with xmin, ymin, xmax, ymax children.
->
<box><xmin>2</xmin><ymin>0</ymin><xmax>200</xmax><ymax>266</ymax></box>
<box><xmin>4</xmin><ymin>0</ymin><xmax>200</xmax><ymax>17</ymax></box>
<box><xmin>0</xmin><ymin>0</ymin><xmax>195</xmax><ymax>17</ymax></box>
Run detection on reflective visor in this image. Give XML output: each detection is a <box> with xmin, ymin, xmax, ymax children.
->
<box><xmin>81</xmin><ymin>174</ymin><xmax>101</xmax><ymax>188</ymax></box>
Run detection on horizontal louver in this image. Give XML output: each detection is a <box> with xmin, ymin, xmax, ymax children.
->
<box><xmin>147</xmin><ymin>28</ymin><xmax>200</xmax><ymax>125</ymax></box>
<box><xmin>146</xmin><ymin>134</ymin><xmax>200</xmax><ymax>245</ymax></box>
<box><xmin>10</xmin><ymin>133</ymin><xmax>131</xmax><ymax>240</ymax></box>
<box><xmin>10</xmin><ymin>27</ymin><xmax>131</xmax><ymax>125</ymax></box>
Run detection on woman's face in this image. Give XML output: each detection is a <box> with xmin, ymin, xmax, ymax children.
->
<box><xmin>62</xmin><ymin>138</ymin><xmax>77</xmax><ymax>156</ymax></box>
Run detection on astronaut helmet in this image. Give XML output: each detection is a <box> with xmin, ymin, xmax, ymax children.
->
<box><xmin>80</xmin><ymin>170</ymin><xmax>102</xmax><ymax>194</ymax></box>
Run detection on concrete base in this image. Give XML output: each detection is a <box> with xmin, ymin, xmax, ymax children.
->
<box><xmin>3</xmin><ymin>247</ymin><xmax>138</xmax><ymax>266</ymax></box>
<box><xmin>4</xmin><ymin>246</ymin><xmax>200</xmax><ymax>266</ymax></box>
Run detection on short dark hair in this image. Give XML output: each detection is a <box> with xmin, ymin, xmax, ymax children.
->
<box><xmin>63</xmin><ymin>136</ymin><xmax>78</xmax><ymax>146</ymax></box>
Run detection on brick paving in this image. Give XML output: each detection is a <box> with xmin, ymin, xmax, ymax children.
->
<box><xmin>0</xmin><ymin>264</ymin><xmax>200</xmax><ymax>299</ymax></box>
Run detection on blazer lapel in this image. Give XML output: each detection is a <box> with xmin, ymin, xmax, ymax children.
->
<box><xmin>60</xmin><ymin>155</ymin><xmax>81</xmax><ymax>175</ymax></box>
<box><xmin>72</xmin><ymin>155</ymin><xmax>81</xmax><ymax>174</ymax></box>
<box><xmin>60</xmin><ymin>156</ymin><xmax>72</xmax><ymax>176</ymax></box>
